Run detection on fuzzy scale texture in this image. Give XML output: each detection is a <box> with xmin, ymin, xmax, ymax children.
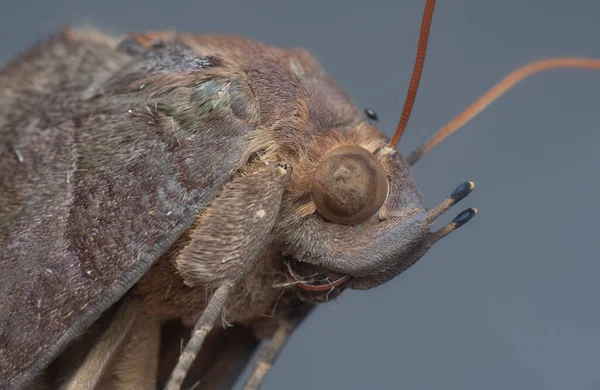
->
<box><xmin>0</xmin><ymin>27</ymin><xmax>432</xmax><ymax>389</ymax></box>
<box><xmin>0</xmin><ymin>30</ymin><xmax>259</xmax><ymax>388</ymax></box>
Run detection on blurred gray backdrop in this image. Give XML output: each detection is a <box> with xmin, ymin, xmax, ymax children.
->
<box><xmin>2</xmin><ymin>1</ymin><xmax>599</xmax><ymax>389</ymax></box>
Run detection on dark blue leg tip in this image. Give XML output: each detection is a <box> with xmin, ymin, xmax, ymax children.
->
<box><xmin>450</xmin><ymin>181</ymin><xmax>475</xmax><ymax>202</ymax></box>
<box><xmin>452</xmin><ymin>208</ymin><xmax>477</xmax><ymax>227</ymax></box>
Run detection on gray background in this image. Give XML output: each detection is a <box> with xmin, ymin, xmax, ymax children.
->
<box><xmin>2</xmin><ymin>0</ymin><xmax>599</xmax><ymax>389</ymax></box>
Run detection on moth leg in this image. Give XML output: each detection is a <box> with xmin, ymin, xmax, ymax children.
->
<box><xmin>165</xmin><ymin>281</ymin><xmax>234</xmax><ymax>390</ymax></box>
<box><xmin>243</xmin><ymin>315</ymin><xmax>306</xmax><ymax>390</ymax></box>
<box><xmin>58</xmin><ymin>296</ymin><xmax>141</xmax><ymax>390</ymax></box>
<box><xmin>166</xmin><ymin>162</ymin><xmax>293</xmax><ymax>390</ymax></box>
<box><xmin>100</xmin><ymin>313</ymin><xmax>161</xmax><ymax>389</ymax></box>
<box><xmin>187</xmin><ymin>326</ymin><xmax>261</xmax><ymax>389</ymax></box>
<box><xmin>243</xmin><ymin>322</ymin><xmax>293</xmax><ymax>390</ymax></box>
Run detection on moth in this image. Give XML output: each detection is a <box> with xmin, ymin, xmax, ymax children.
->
<box><xmin>1</xmin><ymin>0</ymin><xmax>599</xmax><ymax>389</ymax></box>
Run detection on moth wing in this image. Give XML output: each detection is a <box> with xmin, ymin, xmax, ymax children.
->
<box><xmin>0</xmin><ymin>29</ymin><xmax>258</xmax><ymax>388</ymax></box>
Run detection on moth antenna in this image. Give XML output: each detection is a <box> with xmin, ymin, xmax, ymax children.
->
<box><xmin>389</xmin><ymin>0</ymin><xmax>437</xmax><ymax>148</ymax></box>
<box><xmin>165</xmin><ymin>281</ymin><xmax>234</xmax><ymax>390</ymax></box>
<box><xmin>407</xmin><ymin>57</ymin><xmax>600</xmax><ymax>165</ymax></box>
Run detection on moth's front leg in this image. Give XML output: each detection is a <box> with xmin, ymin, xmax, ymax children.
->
<box><xmin>166</xmin><ymin>162</ymin><xmax>292</xmax><ymax>390</ymax></box>
<box><xmin>243</xmin><ymin>305</ymin><xmax>313</xmax><ymax>390</ymax></box>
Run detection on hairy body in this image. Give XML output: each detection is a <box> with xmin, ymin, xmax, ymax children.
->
<box><xmin>1</xmin><ymin>26</ymin><xmax>472</xmax><ymax>389</ymax></box>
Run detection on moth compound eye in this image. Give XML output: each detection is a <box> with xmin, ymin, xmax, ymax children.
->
<box><xmin>312</xmin><ymin>145</ymin><xmax>389</xmax><ymax>225</ymax></box>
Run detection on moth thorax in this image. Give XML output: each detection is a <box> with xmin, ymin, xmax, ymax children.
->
<box><xmin>311</xmin><ymin>145</ymin><xmax>389</xmax><ymax>225</ymax></box>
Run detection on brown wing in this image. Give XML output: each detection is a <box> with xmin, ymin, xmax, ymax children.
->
<box><xmin>0</xmin><ymin>28</ymin><xmax>259</xmax><ymax>388</ymax></box>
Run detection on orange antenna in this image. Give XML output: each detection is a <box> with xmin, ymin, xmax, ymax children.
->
<box><xmin>406</xmin><ymin>57</ymin><xmax>600</xmax><ymax>165</ymax></box>
<box><xmin>389</xmin><ymin>0</ymin><xmax>437</xmax><ymax>149</ymax></box>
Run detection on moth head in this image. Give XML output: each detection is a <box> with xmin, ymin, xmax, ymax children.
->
<box><xmin>272</xmin><ymin>0</ymin><xmax>480</xmax><ymax>301</ymax></box>
<box><xmin>273</xmin><ymin>138</ymin><xmax>476</xmax><ymax>303</ymax></box>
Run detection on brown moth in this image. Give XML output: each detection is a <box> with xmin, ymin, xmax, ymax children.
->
<box><xmin>1</xmin><ymin>0</ymin><xmax>599</xmax><ymax>389</ymax></box>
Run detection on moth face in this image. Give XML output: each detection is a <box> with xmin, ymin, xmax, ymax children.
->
<box><xmin>275</xmin><ymin>142</ymin><xmax>431</xmax><ymax>302</ymax></box>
